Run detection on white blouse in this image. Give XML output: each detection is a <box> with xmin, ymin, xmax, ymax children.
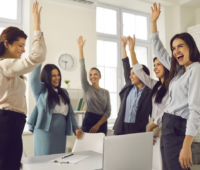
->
<box><xmin>132</xmin><ymin>63</ymin><xmax>169</xmax><ymax>127</ymax></box>
<box><xmin>53</xmin><ymin>89</ymin><xmax>69</xmax><ymax>116</ymax></box>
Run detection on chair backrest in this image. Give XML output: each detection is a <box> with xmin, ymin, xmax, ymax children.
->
<box><xmin>72</xmin><ymin>133</ymin><xmax>105</xmax><ymax>154</ymax></box>
<box><xmin>152</xmin><ymin>138</ymin><xmax>162</xmax><ymax>170</ymax></box>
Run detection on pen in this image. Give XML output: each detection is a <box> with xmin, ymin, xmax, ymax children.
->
<box><xmin>62</xmin><ymin>153</ymin><xmax>74</xmax><ymax>159</ymax></box>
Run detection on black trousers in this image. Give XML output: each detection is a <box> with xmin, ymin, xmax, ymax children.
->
<box><xmin>161</xmin><ymin>113</ymin><xmax>191</xmax><ymax>170</ymax></box>
<box><xmin>81</xmin><ymin>112</ymin><xmax>107</xmax><ymax>135</ymax></box>
<box><xmin>122</xmin><ymin>122</ymin><xmax>145</xmax><ymax>134</ymax></box>
<box><xmin>0</xmin><ymin>110</ymin><xmax>26</xmax><ymax>170</ymax></box>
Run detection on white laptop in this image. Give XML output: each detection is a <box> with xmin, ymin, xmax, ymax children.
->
<box><xmin>98</xmin><ymin>132</ymin><xmax>153</xmax><ymax>170</ymax></box>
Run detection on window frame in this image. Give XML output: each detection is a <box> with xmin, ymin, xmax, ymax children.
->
<box><xmin>0</xmin><ymin>0</ymin><xmax>22</xmax><ymax>24</ymax></box>
<box><xmin>121</xmin><ymin>8</ymin><xmax>151</xmax><ymax>44</ymax></box>
<box><xmin>96</xmin><ymin>4</ymin><xmax>151</xmax><ymax>127</ymax></box>
<box><xmin>96</xmin><ymin>4</ymin><xmax>120</xmax><ymax>39</ymax></box>
<box><xmin>96</xmin><ymin>36</ymin><xmax>121</xmax><ymax>124</ymax></box>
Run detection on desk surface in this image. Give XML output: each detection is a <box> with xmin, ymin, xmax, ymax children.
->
<box><xmin>22</xmin><ymin>151</ymin><xmax>102</xmax><ymax>170</ymax></box>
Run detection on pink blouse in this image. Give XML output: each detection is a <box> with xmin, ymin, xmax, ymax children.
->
<box><xmin>0</xmin><ymin>31</ymin><xmax>46</xmax><ymax>115</ymax></box>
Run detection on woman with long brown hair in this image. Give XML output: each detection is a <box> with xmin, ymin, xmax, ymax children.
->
<box><xmin>151</xmin><ymin>3</ymin><xmax>200</xmax><ymax>170</ymax></box>
<box><xmin>0</xmin><ymin>2</ymin><xmax>46</xmax><ymax>170</ymax></box>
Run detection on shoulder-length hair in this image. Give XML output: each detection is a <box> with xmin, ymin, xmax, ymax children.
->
<box><xmin>0</xmin><ymin>26</ymin><xmax>27</xmax><ymax>56</ymax></box>
<box><xmin>0</xmin><ymin>27</ymin><xmax>27</xmax><ymax>79</ymax></box>
<box><xmin>40</xmin><ymin>64</ymin><xmax>70</xmax><ymax>112</ymax></box>
<box><xmin>151</xmin><ymin>57</ymin><xmax>169</xmax><ymax>103</ymax></box>
<box><xmin>165</xmin><ymin>33</ymin><xmax>200</xmax><ymax>89</ymax></box>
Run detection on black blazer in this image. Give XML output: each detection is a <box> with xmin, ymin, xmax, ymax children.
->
<box><xmin>113</xmin><ymin>57</ymin><xmax>152</xmax><ymax>135</ymax></box>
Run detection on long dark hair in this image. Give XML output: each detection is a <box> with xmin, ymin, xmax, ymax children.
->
<box><xmin>151</xmin><ymin>57</ymin><xmax>169</xmax><ymax>103</ymax></box>
<box><xmin>165</xmin><ymin>33</ymin><xmax>200</xmax><ymax>89</ymax></box>
<box><xmin>0</xmin><ymin>27</ymin><xmax>27</xmax><ymax>56</ymax></box>
<box><xmin>40</xmin><ymin>64</ymin><xmax>70</xmax><ymax>112</ymax></box>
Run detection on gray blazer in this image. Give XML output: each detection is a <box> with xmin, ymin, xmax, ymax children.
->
<box><xmin>113</xmin><ymin>57</ymin><xmax>152</xmax><ymax>135</ymax></box>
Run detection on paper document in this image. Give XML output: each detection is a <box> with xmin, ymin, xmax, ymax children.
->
<box><xmin>48</xmin><ymin>154</ymin><xmax>88</xmax><ymax>165</ymax></box>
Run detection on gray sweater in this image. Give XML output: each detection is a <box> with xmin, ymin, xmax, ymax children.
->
<box><xmin>79</xmin><ymin>59</ymin><xmax>111</xmax><ymax>118</ymax></box>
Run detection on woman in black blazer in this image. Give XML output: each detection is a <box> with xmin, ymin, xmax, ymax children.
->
<box><xmin>113</xmin><ymin>37</ymin><xmax>152</xmax><ymax>135</ymax></box>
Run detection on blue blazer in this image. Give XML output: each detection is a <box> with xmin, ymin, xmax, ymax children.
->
<box><xmin>27</xmin><ymin>64</ymin><xmax>79</xmax><ymax>135</ymax></box>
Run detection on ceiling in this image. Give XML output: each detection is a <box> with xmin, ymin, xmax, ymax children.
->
<box><xmin>98</xmin><ymin>0</ymin><xmax>200</xmax><ymax>8</ymax></box>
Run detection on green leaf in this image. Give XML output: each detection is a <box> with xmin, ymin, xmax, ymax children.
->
<box><xmin>65</xmin><ymin>80</ymin><xmax>70</xmax><ymax>84</ymax></box>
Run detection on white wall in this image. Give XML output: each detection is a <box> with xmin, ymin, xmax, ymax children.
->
<box><xmin>195</xmin><ymin>7</ymin><xmax>200</xmax><ymax>24</ymax></box>
<box><xmin>27</xmin><ymin>0</ymin><xmax>96</xmax><ymax>115</ymax></box>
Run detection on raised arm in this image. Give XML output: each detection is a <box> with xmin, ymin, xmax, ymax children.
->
<box><xmin>77</xmin><ymin>36</ymin><xmax>90</xmax><ymax>91</ymax></box>
<box><xmin>151</xmin><ymin>3</ymin><xmax>171</xmax><ymax>70</ymax></box>
<box><xmin>128</xmin><ymin>35</ymin><xmax>157</xmax><ymax>89</ymax></box>
<box><xmin>30</xmin><ymin>65</ymin><xmax>44</xmax><ymax>101</ymax></box>
<box><xmin>121</xmin><ymin>37</ymin><xmax>131</xmax><ymax>84</ymax></box>
<box><xmin>0</xmin><ymin>2</ymin><xmax>46</xmax><ymax>77</ymax></box>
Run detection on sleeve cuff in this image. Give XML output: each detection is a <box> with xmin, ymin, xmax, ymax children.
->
<box><xmin>79</xmin><ymin>58</ymin><xmax>85</xmax><ymax>64</ymax></box>
<box><xmin>132</xmin><ymin>63</ymin><xmax>143</xmax><ymax>71</ymax></box>
<box><xmin>34</xmin><ymin>30</ymin><xmax>42</xmax><ymax>37</ymax></box>
<box><xmin>153</xmin><ymin>117</ymin><xmax>162</xmax><ymax>127</ymax></box>
<box><xmin>122</xmin><ymin>57</ymin><xmax>129</xmax><ymax>62</ymax></box>
<box><xmin>27</xmin><ymin>124</ymin><xmax>34</xmax><ymax>133</ymax></box>
<box><xmin>150</xmin><ymin>32</ymin><xmax>159</xmax><ymax>40</ymax></box>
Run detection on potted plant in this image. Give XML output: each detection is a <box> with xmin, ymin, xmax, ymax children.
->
<box><xmin>64</xmin><ymin>80</ymin><xmax>70</xmax><ymax>88</ymax></box>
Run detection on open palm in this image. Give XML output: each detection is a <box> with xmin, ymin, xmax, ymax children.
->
<box><xmin>151</xmin><ymin>3</ymin><xmax>161</xmax><ymax>22</ymax></box>
<box><xmin>121</xmin><ymin>37</ymin><xmax>128</xmax><ymax>48</ymax></box>
<box><xmin>32</xmin><ymin>1</ymin><xmax>42</xmax><ymax>31</ymax></box>
<box><xmin>77</xmin><ymin>36</ymin><xmax>86</xmax><ymax>48</ymax></box>
<box><xmin>128</xmin><ymin>35</ymin><xmax>135</xmax><ymax>52</ymax></box>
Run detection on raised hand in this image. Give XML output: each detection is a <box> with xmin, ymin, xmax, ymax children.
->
<box><xmin>127</xmin><ymin>35</ymin><xmax>135</xmax><ymax>52</ymax></box>
<box><xmin>77</xmin><ymin>36</ymin><xmax>86</xmax><ymax>49</ymax></box>
<box><xmin>32</xmin><ymin>1</ymin><xmax>42</xmax><ymax>31</ymax></box>
<box><xmin>151</xmin><ymin>3</ymin><xmax>161</xmax><ymax>23</ymax></box>
<box><xmin>121</xmin><ymin>37</ymin><xmax>128</xmax><ymax>49</ymax></box>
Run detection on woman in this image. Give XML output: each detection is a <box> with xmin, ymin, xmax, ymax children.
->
<box><xmin>27</xmin><ymin>64</ymin><xmax>84</xmax><ymax>156</ymax></box>
<box><xmin>128</xmin><ymin>35</ymin><xmax>169</xmax><ymax>141</ymax></box>
<box><xmin>151</xmin><ymin>3</ymin><xmax>200</xmax><ymax>170</ymax></box>
<box><xmin>77</xmin><ymin>36</ymin><xmax>111</xmax><ymax>135</ymax></box>
<box><xmin>113</xmin><ymin>37</ymin><xmax>152</xmax><ymax>135</ymax></box>
<box><xmin>0</xmin><ymin>2</ymin><xmax>46</xmax><ymax>170</ymax></box>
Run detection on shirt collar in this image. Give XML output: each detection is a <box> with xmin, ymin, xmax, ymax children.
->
<box><xmin>133</xmin><ymin>85</ymin><xmax>146</xmax><ymax>93</ymax></box>
<box><xmin>186</xmin><ymin>62</ymin><xmax>199</xmax><ymax>71</ymax></box>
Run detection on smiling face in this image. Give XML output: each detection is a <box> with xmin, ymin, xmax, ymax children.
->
<box><xmin>129</xmin><ymin>69</ymin><xmax>141</xmax><ymax>85</ymax></box>
<box><xmin>51</xmin><ymin>69</ymin><xmax>61</xmax><ymax>88</ymax></box>
<box><xmin>153</xmin><ymin>58</ymin><xmax>165</xmax><ymax>79</ymax></box>
<box><xmin>5</xmin><ymin>38</ymin><xmax>26</xmax><ymax>58</ymax></box>
<box><xmin>172</xmin><ymin>38</ymin><xmax>192</xmax><ymax>67</ymax></box>
<box><xmin>89</xmin><ymin>69</ymin><xmax>101</xmax><ymax>84</ymax></box>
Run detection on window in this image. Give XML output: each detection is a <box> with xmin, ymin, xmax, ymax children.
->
<box><xmin>97</xmin><ymin>37</ymin><xmax>120</xmax><ymax>121</ymax></box>
<box><xmin>121</xmin><ymin>9</ymin><xmax>150</xmax><ymax>43</ymax></box>
<box><xmin>96</xmin><ymin>4</ymin><xmax>151</xmax><ymax>125</ymax></box>
<box><xmin>96</xmin><ymin>4</ymin><xmax>120</xmax><ymax>38</ymax></box>
<box><xmin>0</xmin><ymin>0</ymin><xmax>22</xmax><ymax>24</ymax></box>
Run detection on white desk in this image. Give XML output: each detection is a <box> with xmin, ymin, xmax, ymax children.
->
<box><xmin>21</xmin><ymin>151</ymin><xmax>102</xmax><ymax>170</ymax></box>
